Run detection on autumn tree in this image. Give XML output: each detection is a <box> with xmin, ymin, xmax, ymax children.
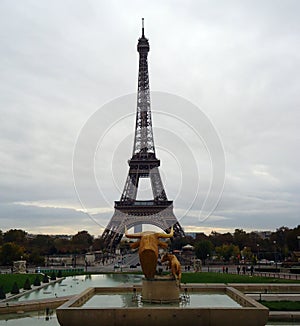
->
<box><xmin>215</xmin><ymin>244</ymin><xmax>240</xmax><ymax>262</ymax></box>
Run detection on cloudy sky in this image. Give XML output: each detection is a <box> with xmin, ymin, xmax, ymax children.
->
<box><xmin>0</xmin><ymin>0</ymin><xmax>299</xmax><ymax>236</ymax></box>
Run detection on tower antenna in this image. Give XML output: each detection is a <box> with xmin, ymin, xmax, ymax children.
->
<box><xmin>142</xmin><ymin>18</ymin><xmax>145</xmax><ymax>37</ymax></box>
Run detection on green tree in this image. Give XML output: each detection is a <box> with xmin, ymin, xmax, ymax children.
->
<box><xmin>0</xmin><ymin>286</ymin><xmax>5</xmax><ymax>299</ymax></box>
<box><xmin>0</xmin><ymin>242</ymin><xmax>24</xmax><ymax>265</ymax></box>
<box><xmin>23</xmin><ymin>278</ymin><xmax>31</xmax><ymax>290</ymax></box>
<box><xmin>53</xmin><ymin>238</ymin><xmax>72</xmax><ymax>254</ymax></box>
<box><xmin>240</xmin><ymin>246</ymin><xmax>253</xmax><ymax>261</ymax></box>
<box><xmin>233</xmin><ymin>229</ymin><xmax>248</xmax><ymax>250</ymax></box>
<box><xmin>286</xmin><ymin>225</ymin><xmax>300</xmax><ymax>251</ymax></box>
<box><xmin>33</xmin><ymin>275</ymin><xmax>41</xmax><ymax>286</ymax></box>
<box><xmin>209</xmin><ymin>231</ymin><xmax>233</xmax><ymax>247</ymax></box>
<box><xmin>11</xmin><ymin>282</ymin><xmax>19</xmax><ymax>294</ymax></box>
<box><xmin>28</xmin><ymin>250</ymin><xmax>45</xmax><ymax>265</ymax></box>
<box><xmin>215</xmin><ymin>244</ymin><xmax>240</xmax><ymax>262</ymax></box>
<box><xmin>71</xmin><ymin>231</ymin><xmax>93</xmax><ymax>253</ymax></box>
<box><xmin>3</xmin><ymin>229</ymin><xmax>27</xmax><ymax>246</ymax></box>
<box><xmin>42</xmin><ymin>274</ymin><xmax>49</xmax><ymax>283</ymax></box>
<box><xmin>28</xmin><ymin>235</ymin><xmax>55</xmax><ymax>255</ymax></box>
<box><xmin>195</xmin><ymin>240</ymin><xmax>214</xmax><ymax>264</ymax></box>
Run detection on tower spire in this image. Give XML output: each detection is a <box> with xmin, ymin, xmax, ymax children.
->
<box><xmin>142</xmin><ymin>17</ymin><xmax>145</xmax><ymax>37</ymax></box>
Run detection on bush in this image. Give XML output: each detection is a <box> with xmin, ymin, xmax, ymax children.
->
<box><xmin>42</xmin><ymin>274</ymin><xmax>49</xmax><ymax>283</ymax></box>
<box><xmin>50</xmin><ymin>271</ymin><xmax>56</xmax><ymax>281</ymax></box>
<box><xmin>11</xmin><ymin>282</ymin><xmax>19</xmax><ymax>294</ymax></box>
<box><xmin>0</xmin><ymin>286</ymin><xmax>6</xmax><ymax>299</ymax></box>
<box><xmin>23</xmin><ymin>277</ymin><xmax>31</xmax><ymax>290</ymax></box>
<box><xmin>33</xmin><ymin>275</ymin><xmax>41</xmax><ymax>286</ymax></box>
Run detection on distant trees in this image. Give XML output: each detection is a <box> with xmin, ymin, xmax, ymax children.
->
<box><xmin>215</xmin><ymin>244</ymin><xmax>240</xmax><ymax>262</ymax></box>
<box><xmin>0</xmin><ymin>225</ymin><xmax>298</xmax><ymax>266</ymax></box>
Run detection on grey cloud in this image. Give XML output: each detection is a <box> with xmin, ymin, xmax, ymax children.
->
<box><xmin>0</xmin><ymin>0</ymin><xmax>299</xmax><ymax>234</ymax></box>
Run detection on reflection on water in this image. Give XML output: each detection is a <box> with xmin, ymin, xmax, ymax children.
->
<box><xmin>0</xmin><ymin>311</ymin><xmax>59</xmax><ymax>325</ymax></box>
<box><xmin>82</xmin><ymin>292</ymin><xmax>242</xmax><ymax>308</ymax></box>
<box><xmin>11</xmin><ymin>274</ymin><xmax>143</xmax><ymax>302</ymax></box>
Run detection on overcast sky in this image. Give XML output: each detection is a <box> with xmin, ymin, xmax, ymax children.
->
<box><xmin>0</xmin><ymin>0</ymin><xmax>299</xmax><ymax>236</ymax></box>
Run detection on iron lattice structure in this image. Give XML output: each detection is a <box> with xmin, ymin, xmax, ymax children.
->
<box><xmin>101</xmin><ymin>20</ymin><xmax>185</xmax><ymax>250</ymax></box>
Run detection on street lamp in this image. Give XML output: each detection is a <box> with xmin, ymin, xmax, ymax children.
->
<box><xmin>297</xmin><ymin>236</ymin><xmax>300</xmax><ymax>251</ymax></box>
<box><xmin>207</xmin><ymin>254</ymin><xmax>210</xmax><ymax>272</ymax></box>
<box><xmin>257</xmin><ymin>244</ymin><xmax>260</xmax><ymax>272</ymax></box>
<box><xmin>273</xmin><ymin>241</ymin><xmax>277</xmax><ymax>270</ymax></box>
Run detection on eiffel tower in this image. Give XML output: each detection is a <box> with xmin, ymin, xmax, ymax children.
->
<box><xmin>101</xmin><ymin>19</ymin><xmax>185</xmax><ymax>250</ymax></box>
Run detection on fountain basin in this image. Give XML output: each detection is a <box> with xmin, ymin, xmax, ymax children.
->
<box><xmin>57</xmin><ymin>285</ymin><xmax>269</xmax><ymax>326</ymax></box>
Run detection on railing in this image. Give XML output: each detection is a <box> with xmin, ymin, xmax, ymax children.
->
<box><xmin>115</xmin><ymin>200</ymin><xmax>172</xmax><ymax>207</ymax></box>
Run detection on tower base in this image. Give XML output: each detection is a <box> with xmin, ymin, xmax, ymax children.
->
<box><xmin>101</xmin><ymin>201</ymin><xmax>185</xmax><ymax>250</ymax></box>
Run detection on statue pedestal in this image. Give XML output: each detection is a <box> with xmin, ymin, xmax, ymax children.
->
<box><xmin>142</xmin><ymin>276</ymin><xmax>180</xmax><ymax>303</ymax></box>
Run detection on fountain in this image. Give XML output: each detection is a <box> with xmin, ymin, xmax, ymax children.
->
<box><xmin>57</xmin><ymin>229</ymin><xmax>269</xmax><ymax>326</ymax></box>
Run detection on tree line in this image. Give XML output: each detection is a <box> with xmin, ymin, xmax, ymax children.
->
<box><xmin>0</xmin><ymin>225</ymin><xmax>299</xmax><ymax>266</ymax></box>
<box><xmin>171</xmin><ymin>225</ymin><xmax>300</xmax><ymax>265</ymax></box>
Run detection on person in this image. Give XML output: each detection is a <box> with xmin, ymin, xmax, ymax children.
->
<box><xmin>222</xmin><ymin>266</ymin><xmax>225</xmax><ymax>273</ymax></box>
<box><xmin>250</xmin><ymin>265</ymin><xmax>254</xmax><ymax>276</ymax></box>
<box><xmin>225</xmin><ymin>267</ymin><xmax>228</xmax><ymax>274</ymax></box>
<box><xmin>237</xmin><ymin>265</ymin><xmax>241</xmax><ymax>274</ymax></box>
<box><xmin>242</xmin><ymin>266</ymin><xmax>246</xmax><ymax>274</ymax></box>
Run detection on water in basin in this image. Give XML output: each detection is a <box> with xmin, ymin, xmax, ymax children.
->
<box><xmin>81</xmin><ymin>292</ymin><xmax>242</xmax><ymax>308</ymax></box>
<box><xmin>11</xmin><ymin>274</ymin><xmax>143</xmax><ymax>302</ymax></box>
<box><xmin>0</xmin><ymin>311</ymin><xmax>59</xmax><ymax>325</ymax></box>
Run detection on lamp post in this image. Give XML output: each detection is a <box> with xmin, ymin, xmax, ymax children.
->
<box><xmin>257</xmin><ymin>244</ymin><xmax>260</xmax><ymax>272</ymax></box>
<box><xmin>207</xmin><ymin>254</ymin><xmax>210</xmax><ymax>272</ymax></box>
<box><xmin>273</xmin><ymin>241</ymin><xmax>277</xmax><ymax>270</ymax></box>
<box><xmin>297</xmin><ymin>236</ymin><xmax>300</xmax><ymax>251</ymax></box>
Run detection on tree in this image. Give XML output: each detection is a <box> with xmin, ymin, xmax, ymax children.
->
<box><xmin>28</xmin><ymin>250</ymin><xmax>45</xmax><ymax>265</ymax></box>
<box><xmin>3</xmin><ymin>229</ymin><xmax>27</xmax><ymax>246</ymax></box>
<box><xmin>233</xmin><ymin>229</ymin><xmax>248</xmax><ymax>250</ymax></box>
<box><xmin>33</xmin><ymin>275</ymin><xmax>41</xmax><ymax>286</ymax></box>
<box><xmin>194</xmin><ymin>240</ymin><xmax>214</xmax><ymax>264</ymax></box>
<box><xmin>215</xmin><ymin>244</ymin><xmax>240</xmax><ymax>262</ymax></box>
<box><xmin>170</xmin><ymin>236</ymin><xmax>190</xmax><ymax>251</ymax></box>
<box><xmin>0</xmin><ymin>242</ymin><xmax>24</xmax><ymax>265</ymax></box>
<box><xmin>0</xmin><ymin>286</ymin><xmax>5</xmax><ymax>299</ymax></box>
<box><xmin>92</xmin><ymin>237</ymin><xmax>105</xmax><ymax>251</ymax></box>
<box><xmin>286</xmin><ymin>225</ymin><xmax>300</xmax><ymax>251</ymax></box>
<box><xmin>209</xmin><ymin>231</ymin><xmax>233</xmax><ymax>247</ymax></box>
<box><xmin>28</xmin><ymin>235</ymin><xmax>55</xmax><ymax>255</ymax></box>
<box><xmin>54</xmin><ymin>238</ymin><xmax>72</xmax><ymax>254</ymax></box>
<box><xmin>42</xmin><ymin>274</ymin><xmax>49</xmax><ymax>283</ymax></box>
<box><xmin>11</xmin><ymin>282</ymin><xmax>19</xmax><ymax>294</ymax></box>
<box><xmin>71</xmin><ymin>231</ymin><xmax>93</xmax><ymax>253</ymax></box>
<box><xmin>240</xmin><ymin>246</ymin><xmax>253</xmax><ymax>262</ymax></box>
<box><xmin>23</xmin><ymin>278</ymin><xmax>31</xmax><ymax>290</ymax></box>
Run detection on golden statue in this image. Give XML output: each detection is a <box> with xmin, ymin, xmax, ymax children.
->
<box><xmin>125</xmin><ymin>227</ymin><xmax>173</xmax><ymax>279</ymax></box>
<box><xmin>161</xmin><ymin>253</ymin><xmax>182</xmax><ymax>285</ymax></box>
